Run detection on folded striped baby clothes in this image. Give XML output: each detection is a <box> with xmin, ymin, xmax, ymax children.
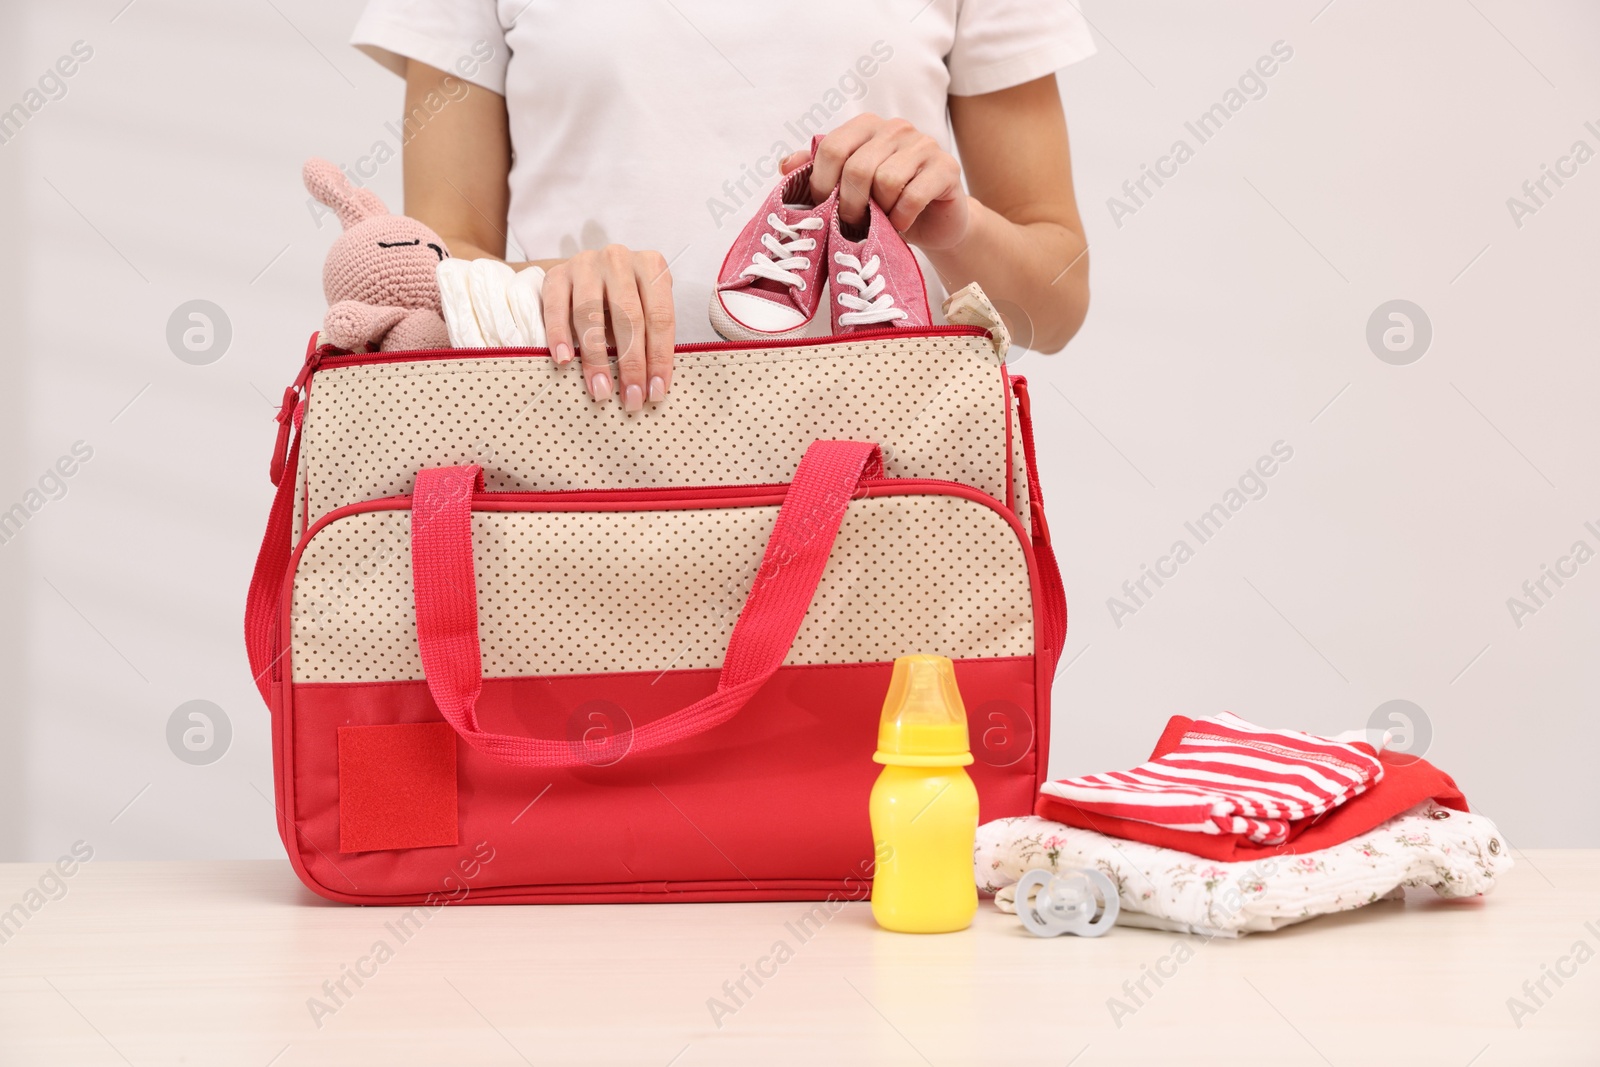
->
<box><xmin>1038</xmin><ymin>712</ymin><xmax>1385</xmax><ymax>844</ymax></box>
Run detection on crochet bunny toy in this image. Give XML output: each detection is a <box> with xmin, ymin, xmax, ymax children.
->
<box><xmin>303</xmin><ymin>157</ymin><xmax>450</xmax><ymax>352</ymax></box>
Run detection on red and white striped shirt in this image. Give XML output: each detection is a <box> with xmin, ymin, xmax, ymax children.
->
<box><xmin>1039</xmin><ymin>712</ymin><xmax>1385</xmax><ymax>844</ymax></box>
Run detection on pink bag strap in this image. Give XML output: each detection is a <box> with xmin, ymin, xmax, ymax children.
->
<box><xmin>244</xmin><ymin>406</ymin><xmax>304</xmax><ymax>705</ymax></box>
<box><xmin>244</xmin><ymin>334</ymin><xmax>322</xmax><ymax>706</ymax></box>
<box><xmin>411</xmin><ymin>440</ymin><xmax>885</xmax><ymax>767</ymax></box>
<box><xmin>1011</xmin><ymin>376</ymin><xmax>1066</xmax><ymax>664</ymax></box>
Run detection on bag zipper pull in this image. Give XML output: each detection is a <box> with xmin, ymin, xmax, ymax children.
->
<box><xmin>269</xmin><ymin>335</ymin><xmax>325</xmax><ymax>485</ymax></box>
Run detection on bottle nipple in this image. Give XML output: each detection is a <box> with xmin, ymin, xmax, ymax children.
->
<box><xmin>872</xmin><ymin>655</ymin><xmax>973</xmax><ymax>767</ymax></box>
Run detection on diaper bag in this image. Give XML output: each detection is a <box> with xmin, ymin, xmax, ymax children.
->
<box><xmin>244</xmin><ymin>284</ymin><xmax>1065</xmax><ymax>904</ymax></box>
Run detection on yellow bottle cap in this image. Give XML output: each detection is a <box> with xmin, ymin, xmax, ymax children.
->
<box><xmin>873</xmin><ymin>655</ymin><xmax>974</xmax><ymax>767</ymax></box>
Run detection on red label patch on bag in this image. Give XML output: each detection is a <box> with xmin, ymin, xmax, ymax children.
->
<box><xmin>337</xmin><ymin>723</ymin><xmax>459</xmax><ymax>853</ymax></box>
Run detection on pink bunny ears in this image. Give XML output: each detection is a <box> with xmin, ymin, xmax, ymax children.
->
<box><xmin>303</xmin><ymin>157</ymin><xmax>389</xmax><ymax>230</ymax></box>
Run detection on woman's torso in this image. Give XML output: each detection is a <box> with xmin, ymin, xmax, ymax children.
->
<box><xmin>492</xmin><ymin>1</ymin><xmax>967</xmax><ymax>339</ymax></box>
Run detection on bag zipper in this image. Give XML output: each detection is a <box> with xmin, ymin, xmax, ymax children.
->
<box><xmin>307</xmin><ymin>323</ymin><xmax>993</xmax><ymax>368</ymax></box>
<box><xmin>350</xmin><ymin>476</ymin><xmax>1003</xmax><ymax>511</ymax></box>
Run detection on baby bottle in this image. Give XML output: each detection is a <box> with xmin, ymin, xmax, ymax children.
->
<box><xmin>869</xmin><ymin>655</ymin><xmax>980</xmax><ymax>933</ymax></box>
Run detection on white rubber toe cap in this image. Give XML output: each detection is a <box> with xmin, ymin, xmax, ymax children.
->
<box><xmin>713</xmin><ymin>290</ymin><xmax>807</xmax><ymax>336</ymax></box>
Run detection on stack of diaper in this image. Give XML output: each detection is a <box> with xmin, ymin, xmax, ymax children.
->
<box><xmin>435</xmin><ymin>259</ymin><xmax>548</xmax><ymax>348</ymax></box>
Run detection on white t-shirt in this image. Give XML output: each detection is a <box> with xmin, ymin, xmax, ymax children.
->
<box><xmin>352</xmin><ymin>0</ymin><xmax>1095</xmax><ymax>340</ymax></box>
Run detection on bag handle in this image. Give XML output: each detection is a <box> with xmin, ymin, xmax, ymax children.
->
<box><xmin>411</xmin><ymin>440</ymin><xmax>885</xmax><ymax>767</ymax></box>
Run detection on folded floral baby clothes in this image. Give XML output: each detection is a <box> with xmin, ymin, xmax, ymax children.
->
<box><xmin>1039</xmin><ymin>711</ymin><xmax>1384</xmax><ymax>845</ymax></box>
<box><xmin>977</xmin><ymin>801</ymin><xmax>1510</xmax><ymax>938</ymax></box>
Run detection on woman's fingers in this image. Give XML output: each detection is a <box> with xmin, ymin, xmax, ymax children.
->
<box><xmin>885</xmin><ymin>158</ymin><xmax>955</xmax><ymax>233</ymax></box>
<box><xmin>809</xmin><ymin>117</ymin><xmax>964</xmax><ymax>240</ymax></box>
<box><xmin>809</xmin><ymin>117</ymin><xmax>879</xmax><ymax>205</ymax></box>
<box><xmin>600</xmin><ymin>245</ymin><xmax>648</xmax><ymax>411</ymax></box>
<box><xmin>541</xmin><ymin>263</ymin><xmax>574</xmax><ymax>366</ymax></box>
<box><xmin>569</xmin><ymin>254</ymin><xmax>612</xmax><ymax>401</ymax></box>
<box><xmin>634</xmin><ymin>251</ymin><xmax>675</xmax><ymax>403</ymax></box>
<box><xmin>871</xmin><ymin>136</ymin><xmax>941</xmax><ymax>223</ymax></box>
<box><xmin>835</xmin><ymin>136</ymin><xmax>897</xmax><ymax>228</ymax></box>
<box><xmin>542</xmin><ymin>247</ymin><xmax>676</xmax><ymax>406</ymax></box>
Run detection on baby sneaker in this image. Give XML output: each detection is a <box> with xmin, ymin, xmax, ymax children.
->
<box><xmin>827</xmin><ymin>198</ymin><xmax>931</xmax><ymax>334</ymax></box>
<box><xmin>709</xmin><ymin>163</ymin><xmax>836</xmax><ymax>341</ymax></box>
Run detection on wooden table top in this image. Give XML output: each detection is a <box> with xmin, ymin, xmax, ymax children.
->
<box><xmin>1</xmin><ymin>854</ymin><xmax>1596</xmax><ymax>1065</ymax></box>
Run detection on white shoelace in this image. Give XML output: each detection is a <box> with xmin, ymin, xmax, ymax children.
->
<box><xmin>740</xmin><ymin>214</ymin><xmax>824</xmax><ymax>289</ymax></box>
<box><xmin>833</xmin><ymin>252</ymin><xmax>908</xmax><ymax>326</ymax></box>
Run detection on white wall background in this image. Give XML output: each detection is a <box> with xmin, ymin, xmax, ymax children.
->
<box><xmin>0</xmin><ymin>0</ymin><xmax>1595</xmax><ymax>861</ymax></box>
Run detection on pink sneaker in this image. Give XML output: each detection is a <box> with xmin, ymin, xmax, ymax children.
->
<box><xmin>709</xmin><ymin>163</ymin><xmax>837</xmax><ymax>341</ymax></box>
<box><xmin>827</xmin><ymin>198</ymin><xmax>931</xmax><ymax>334</ymax></box>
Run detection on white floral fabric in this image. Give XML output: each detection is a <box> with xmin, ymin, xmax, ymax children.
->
<box><xmin>978</xmin><ymin>801</ymin><xmax>1510</xmax><ymax>938</ymax></box>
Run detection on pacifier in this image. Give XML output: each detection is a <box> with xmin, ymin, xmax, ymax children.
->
<box><xmin>1014</xmin><ymin>867</ymin><xmax>1119</xmax><ymax>938</ymax></box>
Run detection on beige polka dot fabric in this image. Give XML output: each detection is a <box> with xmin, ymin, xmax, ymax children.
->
<box><xmin>290</xmin><ymin>492</ymin><xmax>1034</xmax><ymax>683</ymax></box>
<box><xmin>295</xmin><ymin>333</ymin><xmax>1013</xmax><ymax>537</ymax></box>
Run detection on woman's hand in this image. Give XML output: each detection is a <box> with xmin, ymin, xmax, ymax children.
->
<box><xmin>780</xmin><ymin>114</ymin><xmax>971</xmax><ymax>251</ymax></box>
<box><xmin>775</xmin><ymin>81</ymin><xmax>1089</xmax><ymax>354</ymax></box>
<box><xmin>541</xmin><ymin>245</ymin><xmax>676</xmax><ymax>410</ymax></box>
